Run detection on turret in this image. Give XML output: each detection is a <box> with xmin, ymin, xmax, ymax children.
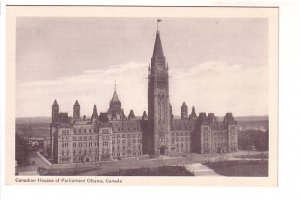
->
<box><xmin>181</xmin><ymin>102</ymin><xmax>188</xmax><ymax>119</ymax></box>
<box><xmin>52</xmin><ymin>100</ymin><xmax>59</xmax><ymax>123</ymax></box>
<box><xmin>208</xmin><ymin>113</ymin><xmax>217</xmax><ymax>122</ymax></box>
<box><xmin>142</xmin><ymin>111</ymin><xmax>148</xmax><ymax>120</ymax></box>
<box><xmin>73</xmin><ymin>100</ymin><xmax>80</xmax><ymax>120</ymax></box>
<box><xmin>189</xmin><ymin>106</ymin><xmax>197</xmax><ymax>119</ymax></box>
<box><xmin>224</xmin><ymin>112</ymin><xmax>235</xmax><ymax>124</ymax></box>
<box><xmin>99</xmin><ymin>112</ymin><xmax>109</xmax><ymax>123</ymax></box>
<box><xmin>198</xmin><ymin>112</ymin><xmax>207</xmax><ymax>121</ymax></box>
<box><xmin>128</xmin><ymin>110</ymin><xmax>136</xmax><ymax>120</ymax></box>
<box><xmin>107</xmin><ymin>83</ymin><xmax>125</xmax><ymax>121</ymax></box>
<box><xmin>91</xmin><ymin>105</ymin><xmax>98</xmax><ymax>122</ymax></box>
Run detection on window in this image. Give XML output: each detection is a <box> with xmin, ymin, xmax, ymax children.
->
<box><xmin>203</xmin><ymin>127</ymin><xmax>209</xmax><ymax>131</ymax></box>
<box><xmin>103</xmin><ymin>141</ymin><xmax>108</xmax><ymax>146</ymax></box>
<box><xmin>102</xmin><ymin>128</ymin><xmax>110</xmax><ymax>134</ymax></box>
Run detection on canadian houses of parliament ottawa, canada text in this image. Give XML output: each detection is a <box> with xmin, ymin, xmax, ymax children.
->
<box><xmin>50</xmin><ymin>26</ymin><xmax>238</xmax><ymax>164</ymax></box>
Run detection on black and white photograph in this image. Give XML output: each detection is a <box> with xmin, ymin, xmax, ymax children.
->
<box><xmin>5</xmin><ymin>6</ymin><xmax>278</xmax><ymax>186</ymax></box>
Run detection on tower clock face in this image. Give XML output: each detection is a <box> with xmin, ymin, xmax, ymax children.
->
<box><xmin>157</xmin><ymin>64</ymin><xmax>163</xmax><ymax>71</ymax></box>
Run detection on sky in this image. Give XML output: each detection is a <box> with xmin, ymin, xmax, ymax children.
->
<box><xmin>16</xmin><ymin>17</ymin><xmax>269</xmax><ymax>118</ymax></box>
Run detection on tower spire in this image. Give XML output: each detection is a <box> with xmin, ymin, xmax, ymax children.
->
<box><xmin>152</xmin><ymin>31</ymin><xmax>164</xmax><ymax>57</ymax></box>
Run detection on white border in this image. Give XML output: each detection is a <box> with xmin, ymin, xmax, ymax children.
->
<box><xmin>1</xmin><ymin>0</ymin><xmax>300</xmax><ymax>200</ymax></box>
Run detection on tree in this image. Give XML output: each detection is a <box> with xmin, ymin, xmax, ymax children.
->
<box><xmin>15</xmin><ymin>133</ymin><xmax>29</xmax><ymax>165</ymax></box>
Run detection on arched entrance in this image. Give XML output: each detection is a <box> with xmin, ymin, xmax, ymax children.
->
<box><xmin>160</xmin><ymin>145</ymin><xmax>166</xmax><ymax>155</ymax></box>
<box><xmin>85</xmin><ymin>157</ymin><xmax>90</xmax><ymax>162</ymax></box>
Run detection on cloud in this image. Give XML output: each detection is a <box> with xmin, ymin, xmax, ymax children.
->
<box><xmin>16</xmin><ymin>60</ymin><xmax>268</xmax><ymax>117</ymax></box>
<box><xmin>169</xmin><ymin>61</ymin><xmax>268</xmax><ymax>116</ymax></box>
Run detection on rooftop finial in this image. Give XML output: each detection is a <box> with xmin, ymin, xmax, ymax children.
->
<box><xmin>114</xmin><ymin>80</ymin><xmax>117</xmax><ymax>91</ymax></box>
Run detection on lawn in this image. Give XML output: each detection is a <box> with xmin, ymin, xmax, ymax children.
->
<box><xmin>205</xmin><ymin>160</ymin><xmax>268</xmax><ymax>177</ymax></box>
<box><xmin>101</xmin><ymin>166</ymin><xmax>194</xmax><ymax>176</ymax></box>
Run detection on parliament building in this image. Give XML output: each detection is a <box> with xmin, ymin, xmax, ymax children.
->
<box><xmin>50</xmin><ymin>29</ymin><xmax>238</xmax><ymax>164</ymax></box>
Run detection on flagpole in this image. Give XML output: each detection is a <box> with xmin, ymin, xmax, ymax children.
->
<box><xmin>157</xmin><ymin>19</ymin><xmax>162</xmax><ymax>32</ymax></box>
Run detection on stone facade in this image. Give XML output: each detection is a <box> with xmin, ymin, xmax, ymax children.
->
<box><xmin>50</xmin><ymin>30</ymin><xmax>238</xmax><ymax>164</ymax></box>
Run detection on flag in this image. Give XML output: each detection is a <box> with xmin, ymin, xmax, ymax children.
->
<box><xmin>157</xmin><ymin>19</ymin><xmax>162</xmax><ymax>22</ymax></box>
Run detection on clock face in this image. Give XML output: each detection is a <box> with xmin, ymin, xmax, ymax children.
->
<box><xmin>157</xmin><ymin>64</ymin><xmax>163</xmax><ymax>71</ymax></box>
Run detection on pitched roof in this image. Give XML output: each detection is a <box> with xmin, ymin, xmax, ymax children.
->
<box><xmin>111</xmin><ymin>90</ymin><xmax>120</xmax><ymax>103</ymax></box>
<box><xmin>53</xmin><ymin>99</ymin><xmax>58</xmax><ymax>106</ymax></box>
<box><xmin>152</xmin><ymin>31</ymin><xmax>164</xmax><ymax>57</ymax></box>
<box><xmin>92</xmin><ymin>105</ymin><xmax>98</xmax><ymax>118</ymax></box>
<box><xmin>74</xmin><ymin>100</ymin><xmax>80</xmax><ymax>106</ymax></box>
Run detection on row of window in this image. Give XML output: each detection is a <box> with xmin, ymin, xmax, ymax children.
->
<box><xmin>112</xmin><ymin>151</ymin><xmax>142</xmax><ymax>157</ymax></box>
<box><xmin>112</xmin><ymin>126</ymin><xmax>141</xmax><ymax>132</ymax></box>
<box><xmin>112</xmin><ymin>145</ymin><xmax>141</xmax><ymax>151</ymax></box>
<box><xmin>171</xmin><ymin>126</ymin><xmax>194</xmax><ymax>131</ymax></box>
<box><xmin>172</xmin><ymin>143</ymin><xmax>189</xmax><ymax>149</ymax></box>
<box><xmin>171</xmin><ymin>132</ymin><xmax>191</xmax><ymax>136</ymax></box>
<box><xmin>73</xmin><ymin>135</ymin><xmax>97</xmax><ymax>141</ymax></box>
<box><xmin>210</xmin><ymin>125</ymin><xmax>228</xmax><ymax>130</ymax></box>
<box><xmin>112</xmin><ymin>133</ymin><xmax>142</xmax><ymax>139</ymax></box>
<box><xmin>62</xmin><ymin>143</ymin><xmax>69</xmax><ymax>148</ymax></box>
<box><xmin>112</xmin><ymin>138</ymin><xmax>142</xmax><ymax>145</ymax></box>
<box><xmin>171</xmin><ymin>137</ymin><xmax>190</xmax><ymax>143</ymax></box>
<box><xmin>63</xmin><ymin>133</ymin><xmax>142</xmax><ymax>141</ymax></box>
<box><xmin>61</xmin><ymin>136</ymin><xmax>70</xmax><ymax>141</ymax></box>
<box><xmin>61</xmin><ymin>130</ymin><xmax>70</xmax><ymax>135</ymax></box>
<box><xmin>72</xmin><ymin>141</ymin><xmax>98</xmax><ymax>148</ymax></box>
<box><xmin>212</xmin><ymin>142</ymin><xmax>228</xmax><ymax>148</ymax></box>
<box><xmin>74</xmin><ymin>129</ymin><xmax>98</xmax><ymax>134</ymax></box>
<box><xmin>72</xmin><ymin>148</ymin><xmax>98</xmax><ymax>156</ymax></box>
<box><xmin>101</xmin><ymin>135</ymin><xmax>110</xmax><ymax>140</ymax></box>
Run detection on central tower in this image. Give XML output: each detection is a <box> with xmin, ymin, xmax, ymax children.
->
<box><xmin>148</xmin><ymin>31</ymin><xmax>170</xmax><ymax>156</ymax></box>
